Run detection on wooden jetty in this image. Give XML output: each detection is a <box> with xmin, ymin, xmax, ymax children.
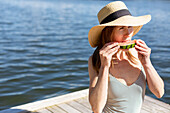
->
<box><xmin>0</xmin><ymin>89</ymin><xmax>169</xmax><ymax>113</ymax></box>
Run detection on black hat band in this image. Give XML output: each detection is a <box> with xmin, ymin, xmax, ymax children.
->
<box><xmin>100</xmin><ymin>9</ymin><xmax>131</xmax><ymax>24</ymax></box>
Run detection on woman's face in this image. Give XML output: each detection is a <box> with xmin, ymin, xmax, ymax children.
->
<box><xmin>111</xmin><ymin>26</ymin><xmax>134</xmax><ymax>42</ymax></box>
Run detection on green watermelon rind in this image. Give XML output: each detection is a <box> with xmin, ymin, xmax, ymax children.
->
<box><xmin>120</xmin><ymin>42</ymin><xmax>136</xmax><ymax>49</ymax></box>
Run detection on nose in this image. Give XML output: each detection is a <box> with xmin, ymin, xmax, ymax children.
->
<box><xmin>125</xmin><ymin>27</ymin><xmax>133</xmax><ymax>36</ymax></box>
<box><xmin>127</xmin><ymin>28</ymin><xmax>132</xmax><ymax>35</ymax></box>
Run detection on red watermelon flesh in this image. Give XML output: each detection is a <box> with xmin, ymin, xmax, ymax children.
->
<box><xmin>118</xmin><ymin>40</ymin><xmax>136</xmax><ymax>49</ymax></box>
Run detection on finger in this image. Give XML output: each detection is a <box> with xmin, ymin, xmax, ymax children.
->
<box><xmin>137</xmin><ymin>39</ymin><xmax>146</xmax><ymax>44</ymax></box>
<box><xmin>101</xmin><ymin>42</ymin><xmax>118</xmax><ymax>51</ymax></box>
<box><xmin>104</xmin><ymin>48</ymin><xmax>118</xmax><ymax>57</ymax></box>
<box><xmin>103</xmin><ymin>42</ymin><xmax>118</xmax><ymax>48</ymax></box>
<box><xmin>106</xmin><ymin>42</ymin><xmax>119</xmax><ymax>49</ymax></box>
<box><xmin>105</xmin><ymin>44</ymin><xmax>119</xmax><ymax>51</ymax></box>
<box><xmin>112</xmin><ymin>58</ymin><xmax>119</xmax><ymax>62</ymax></box>
<box><xmin>100</xmin><ymin>45</ymin><xmax>119</xmax><ymax>56</ymax></box>
<box><xmin>108</xmin><ymin>44</ymin><xmax>120</xmax><ymax>52</ymax></box>
<box><xmin>136</xmin><ymin>41</ymin><xmax>148</xmax><ymax>49</ymax></box>
<box><xmin>138</xmin><ymin>51</ymin><xmax>147</xmax><ymax>56</ymax></box>
<box><xmin>136</xmin><ymin>39</ymin><xmax>148</xmax><ymax>48</ymax></box>
<box><xmin>135</xmin><ymin>45</ymin><xmax>147</xmax><ymax>52</ymax></box>
<box><xmin>112</xmin><ymin>61</ymin><xmax>118</xmax><ymax>65</ymax></box>
<box><xmin>107</xmin><ymin>46</ymin><xmax>119</xmax><ymax>55</ymax></box>
<box><xmin>112</xmin><ymin>57</ymin><xmax>117</xmax><ymax>60</ymax></box>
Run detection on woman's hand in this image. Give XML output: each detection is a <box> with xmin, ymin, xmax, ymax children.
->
<box><xmin>99</xmin><ymin>42</ymin><xmax>120</xmax><ymax>68</ymax></box>
<box><xmin>135</xmin><ymin>39</ymin><xmax>151</xmax><ymax>65</ymax></box>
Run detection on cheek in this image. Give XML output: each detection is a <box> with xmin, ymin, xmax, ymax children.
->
<box><xmin>111</xmin><ymin>33</ymin><xmax>123</xmax><ymax>42</ymax></box>
<box><xmin>130</xmin><ymin>28</ymin><xmax>134</xmax><ymax>35</ymax></box>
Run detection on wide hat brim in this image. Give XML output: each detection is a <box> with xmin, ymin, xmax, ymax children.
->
<box><xmin>88</xmin><ymin>15</ymin><xmax>151</xmax><ymax>48</ymax></box>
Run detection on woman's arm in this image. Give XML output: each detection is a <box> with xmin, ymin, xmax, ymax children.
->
<box><xmin>142</xmin><ymin>61</ymin><xmax>164</xmax><ymax>98</ymax></box>
<box><xmin>88</xmin><ymin>56</ymin><xmax>109</xmax><ymax>113</ymax></box>
<box><xmin>135</xmin><ymin>39</ymin><xmax>164</xmax><ymax>98</ymax></box>
<box><xmin>88</xmin><ymin>42</ymin><xmax>119</xmax><ymax>113</ymax></box>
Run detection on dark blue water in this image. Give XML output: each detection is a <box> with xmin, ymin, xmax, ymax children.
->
<box><xmin>0</xmin><ymin>0</ymin><xmax>169</xmax><ymax>110</ymax></box>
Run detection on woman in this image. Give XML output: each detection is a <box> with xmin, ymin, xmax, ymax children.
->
<box><xmin>88</xmin><ymin>1</ymin><xmax>164</xmax><ymax>113</ymax></box>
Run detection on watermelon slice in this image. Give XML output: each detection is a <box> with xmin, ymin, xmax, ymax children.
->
<box><xmin>119</xmin><ymin>40</ymin><xmax>136</xmax><ymax>49</ymax></box>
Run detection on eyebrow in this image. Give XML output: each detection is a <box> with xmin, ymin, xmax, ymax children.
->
<box><xmin>118</xmin><ymin>26</ymin><xmax>124</xmax><ymax>28</ymax></box>
<box><xmin>119</xmin><ymin>26</ymin><xmax>131</xmax><ymax>28</ymax></box>
<box><xmin>119</xmin><ymin>26</ymin><xmax>125</xmax><ymax>28</ymax></box>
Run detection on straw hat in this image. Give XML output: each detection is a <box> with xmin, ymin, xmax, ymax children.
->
<box><xmin>88</xmin><ymin>1</ymin><xmax>151</xmax><ymax>48</ymax></box>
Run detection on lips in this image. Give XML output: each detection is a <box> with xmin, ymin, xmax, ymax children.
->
<box><xmin>121</xmin><ymin>40</ymin><xmax>131</xmax><ymax>43</ymax></box>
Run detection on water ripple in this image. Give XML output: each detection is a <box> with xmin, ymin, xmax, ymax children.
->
<box><xmin>0</xmin><ymin>0</ymin><xmax>169</xmax><ymax>110</ymax></box>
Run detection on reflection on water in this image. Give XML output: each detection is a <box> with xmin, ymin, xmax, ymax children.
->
<box><xmin>0</xmin><ymin>0</ymin><xmax>169</xmax><ymax>110</ymax></box>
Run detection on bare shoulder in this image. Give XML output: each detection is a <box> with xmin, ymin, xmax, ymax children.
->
<box><xmin>88</xmin><ymin>55</ymin><xmax>98</xmax><ymax>93</ymax></box>
<box><xmin>88</xmin><ymin>55</ymin><xmax>93</xmax><ymax>71</ymax></box>
<box><xmin>88</xmin><ymin>55</ymin><xmax>97</xmax><ymax>78</ymax></box>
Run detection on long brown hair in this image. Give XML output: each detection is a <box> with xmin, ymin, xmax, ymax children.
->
<box><xmin>92</xmin><ymin>26</ymin><xmax>115</xmax><ymax>73</ymax></box>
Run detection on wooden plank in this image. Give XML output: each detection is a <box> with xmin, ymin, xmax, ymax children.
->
<box><xmin>46</xmin><ymin>105</ymin><xmax>67</xmax><ymax>113</ymax></box>
<box><xmin>57</xmin><ymin>103</ymin><xmax>81</xmax><ymax>113</ymax></box>
<box><xmin>142</xmin><ymin>103</ymin><xmax>157</xmax><ymax>113</ymax></box>
<box><xmin>67</xmin><ymin>100</ymin><xmax>92</xmax><ymax>113</ymax></box>
<box><xmin>35</xmin><ymin>108</ymin><xmax>52</xmax><ymax>113</ymax></box>
<box><xmin>144</xmin><ymin>96</ymin><xmax>170</xmax><ymax>110</ymax></box>
<box><xmin>27</xmin><ymin>111</ymin><xmax>39</xmax><ymax>113</ymax></box>
<box><xmin>0</xmin><ymin>89</ymin><xmax>88</xmax><ymax>112</ymax></box>
<box><xmin>0</xmin><ymin>89</ymin><xmax>169</xmax><ymax>113</ymax></box>
<box><xmin>141</xmin><ymin>103</ymin><xmax>152</xmax><ymax>112</ymax></box>
<box><xmin>75</xmin><ymin>97</ymin><xmax>92</xmax><ymax>109</ymax></box>
<box><xmin>142</xmin><ymin>99</ymin><xmax>170</xmax><ymax>113</ymax></box>
<box><xmin>140</xmin><ymin>109</ymin><xmax>150</xmax><ymax>113</ymax></box>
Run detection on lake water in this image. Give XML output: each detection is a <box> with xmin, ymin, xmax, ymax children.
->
<box><xmin>0</xmin><ymin>0</ymin><xmax>169</xmax><ymax>110</ymax></box>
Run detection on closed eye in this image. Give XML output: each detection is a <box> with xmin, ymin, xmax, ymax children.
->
<box><xmin>119</xmin><ymin>27</ymin><xmax>124</xmax><ymax>30</ymax></box>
